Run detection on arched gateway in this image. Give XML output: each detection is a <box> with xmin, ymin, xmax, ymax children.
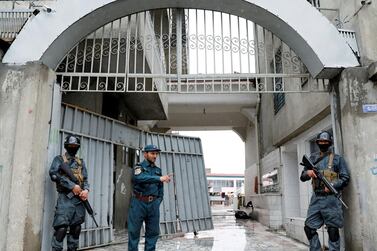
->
<box><xmin>1</xmin><ymin>0</ymin><xmax>360</xmax><ymax>250</ymax></box>
<box><xmin>4</xmin><ymin>0</ymin><xmax>358</xmax><ymax>77</ymax></box>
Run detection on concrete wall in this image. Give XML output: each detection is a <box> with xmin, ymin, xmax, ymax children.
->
<box><xmin>272</xmin><ymin>90</ymin><xmax>330</xmax><ymax>145</ymax></box>
<box><xmin>337</xmin><ymin>67</ymin><xmax>377</xmax><ymax>251</ymax></box>
<box><xmin>244</xmin><ymin>163</ymin><xmax>257</xmax><ymax>197</ymax></box>
<box><xmin>258</xmin><ymin>79</ymin><xmax>330</xmax><ymax>148</ymax></box>
<box><xmin>259</xmin><ymin>93</ymin><xmax>275</xmax><ymax>156</ymax></box>
<box><xmin>245</xmin><ymin>149</ymin><xmax>283</xmax><ymax>229</ymax></box>
<box><xmin>0</xmin><ymin>63</ymin><xmax>54</xmax><ymax>251</ymax></box>
<box><xmin>244</xmin><ymin>123</ymin><xmax>259</xmax><ymax>195</ymax></box>
<box><xmin>315</xmin><ymin>0</ymin><xmax>377</xmax><ymax>65</ymax></box>
<box><xmin>338</xmin><ymin>0</ymin><xmax>377</xmax><ymax>65</ymax></box>
<box><xmin>247</xmin><ymin>194</ymin><xmax>283</xmax><ymax>230</ymax></box>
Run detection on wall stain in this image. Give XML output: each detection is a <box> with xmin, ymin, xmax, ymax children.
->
<box><xmin>23</xmin><ymin>216</ymin><xmax>41</xmax><ymax>251</ymax></box>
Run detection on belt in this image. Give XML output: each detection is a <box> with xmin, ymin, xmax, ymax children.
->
<box><xmin>133</xmin><ymin>192</ymin><xmax>157</xmax><ymax>202</ymax></box>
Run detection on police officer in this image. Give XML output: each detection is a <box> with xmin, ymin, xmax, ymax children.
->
<box><xmin>128</xmin><ymin>144</ymin><xmax>171</xmax><ymax>251</ymax></box>
<box><xmin>300</xmin><ymin>131</ymin><xmax>350</xmax><ymax>251</ymax></box>
<box><xmin>49</xmin><ymin>135</ymin><xmax>90</xmax><ymax>251</ymax></box>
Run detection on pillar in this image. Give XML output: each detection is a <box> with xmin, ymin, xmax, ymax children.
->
<box><xmin>0</xmin><ymin>63</ymin><xmax>55</xmax><ymax>250</ymax></box>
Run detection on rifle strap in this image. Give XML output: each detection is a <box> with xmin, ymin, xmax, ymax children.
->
<box><xmin>62</xmin><ymin>154</ymin><xmax>82</xmax><ymax>166</ymax></box>
<box><xmin>62</xmin><ymin>154</ymin><xmax>68</xmax><ymax>163</ymax></box>
<box><xmin>313</xmin><ymin>155</ymin><xmax>325</xmax><ymax>165</ymax></box>
<box><xmin>328</xmin><ymin>153</ymin><xmax>334</xmax><ymax>169</ymax></box>
<box><xmin>61</xmin><ymin>154</ymin><xmax>84</xmax><ymax>186</ymax></box>
<box><xmin>313</xmin><ymin>152</ymin><xmax>334</xmax><ymax>167</ymax></box>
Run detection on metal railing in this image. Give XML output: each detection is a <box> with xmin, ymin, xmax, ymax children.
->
<box><xmin>56</xmin><ymin>9</ymin><xmax>323</xmax><ymax>94</ymax></box>
<box><xmin>338</xmin><ymin>29</ymin><xmax>359</xmax><ymax>57</ymax></box>
<box><xmin>0</xmin><ymin>9</ymin><xmax>32</xmax><ymax>41</ymax></box>
<box><xmin>308</xmin><ymin>2</ymin><xmax>360</xmax><ymax>58</ymax></box>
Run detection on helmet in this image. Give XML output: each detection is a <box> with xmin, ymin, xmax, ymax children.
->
<box><xmin>64</xmin><ymin>135</ymin><xmax>80</xmax><ymax>155</ymax></box>
<box><xmin>315</xmin><ymin>131</ymin><xmax>333</xmax><ymax>145</ymax></box>
<box><xmin>64</xmin><ymin>135</ymin><xmax>81</xmax><ymax>147</ymax></box>
<box><xmin>143</xmin><ymin>144</ymin><xmax>161</xmax><ymax>152</ymax></box>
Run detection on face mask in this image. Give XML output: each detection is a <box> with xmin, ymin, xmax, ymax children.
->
<box><xmin>66</xmin><ymin>147</ymin><xmax>79</xmax><ymax>156</ymax></box>
<box><xmin>318</xmin><ymin>144</ymin><xmax>330</xmax><ymax>152</ymax></box>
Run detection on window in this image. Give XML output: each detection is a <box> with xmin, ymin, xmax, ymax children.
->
<box><xmin>236</xmin><ymin>180</ymin><xmax>244</xmax><ymax>188</ymax></box>
<box><xmin>272</xmin><ymin>46</ymin><xmax>285</xmax><ymax>114</ymax></box>
<box><xmin>261</xmin><ymin>169</ymin><xmax>279</xmax><ymax>193</ymax></box>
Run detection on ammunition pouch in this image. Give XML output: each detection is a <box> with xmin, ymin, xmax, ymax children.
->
<box><xmin>312</xmin><ymin>169</ymin><xmax>338</xmax><ymax>192</ymax></box>
<box><xmin>312</xmin><ymin>153</ymin><xmax>338</xmax><ymax>192</ymax></box>
<box><xmin>61</xmin><ymin>155</ymin><xmax>84</xmax><ymax>187</ymax></box>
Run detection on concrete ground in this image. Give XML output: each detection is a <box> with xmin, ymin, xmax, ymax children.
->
<box><xmin>88</xmin><ymin>207</ymin><xmax>308</xmax><ymax>251</ymax></box>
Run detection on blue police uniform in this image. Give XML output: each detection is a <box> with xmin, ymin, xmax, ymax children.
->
<box><xmin>49</xmin><ymin>153</ymin><xmax>89</xmax><ymax>251</ymax></box>
<box><xmin>128</xmin><ymin>145</ymin><xmax>164</xmax><ymax>251</ymax></box>
<box><xmin>300</xmin><ymin>152</ymin><xmax>350</xmax><ymax>251</ymax></box>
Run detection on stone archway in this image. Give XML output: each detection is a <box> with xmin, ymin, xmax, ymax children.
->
<box><xmin>0</xmin><ymin>1</ymin><xmax>363</xmax><ymax>250</ymax></box>
<box><xmin>3</xmin><ymin>0</ymin><xmax>358</xmax><ymax>78</ymax></box>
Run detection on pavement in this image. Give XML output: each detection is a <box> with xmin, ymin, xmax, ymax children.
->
<box><xmin>88</xmin><ymin>207</ymin><xmax>308</xmax><ymax>251</ymax></box>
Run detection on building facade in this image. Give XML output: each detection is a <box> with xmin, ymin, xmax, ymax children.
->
<box><xmin>243</xmin><ymin>0</ymin><xmax>377</xmax><ymax>250</ymax></box>
<box><xmin>207</xmin><ymin>173</ymin><xmax>244</xmax><ymax>206</ymax></box>
<box><xmin>1</xmin><ymin>1</ymin><xmax>377</xmax><ymax>250</ymax></box>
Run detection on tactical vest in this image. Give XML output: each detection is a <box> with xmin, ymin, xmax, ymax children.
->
<box><xmin>312</xmin><ymin>153</ymin><xmax>339</xmax><ymax>192</ymax></box>
<box><xmin>62</xmin><ymin>154</ymin><xmax>84</xmax><ymax>187</ymax></box>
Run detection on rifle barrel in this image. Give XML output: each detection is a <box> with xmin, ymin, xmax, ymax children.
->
<box><xmin>58</xmin><ymin>164</ymin><xmax>99</xmax><ymax>226</ymax></box>
<box><xmin>301</xmin><ymin>155</ymin><xmax>349</xmax><ymax>209</ymax></box>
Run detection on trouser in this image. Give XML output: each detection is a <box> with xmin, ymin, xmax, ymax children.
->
<box><xmin>304</xmin><ymin>194</ymin><xmax>343</xmax><ymax>251</ymax></box>
<box><xmin>128</xmin><ymin>197</ymin><xmax>161</xmax><ymax>251</ymax></box>
<box><xmin>52</xmin><ymin>193</ymin><xmax>86</xmax><ymax>251</ymax></box>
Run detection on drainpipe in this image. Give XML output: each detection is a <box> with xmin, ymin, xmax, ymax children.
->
<box><xmin>329</xmin><ymin>76</ymin><xmax>344</xmax><ymax>155</ymax></box>
<box><xmin>255</xmin><ymin>94</ymin><xmax>261</xmax><ymax>194</ymax></box>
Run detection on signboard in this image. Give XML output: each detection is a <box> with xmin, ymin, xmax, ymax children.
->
<box><xmin>362</xmin><ymin>104</ymin><xmax>377</xmax><ymax>113</ymax></box>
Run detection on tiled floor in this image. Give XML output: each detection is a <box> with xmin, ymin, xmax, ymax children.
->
<box><xmin>89</xmin><ymin>208</ymin><xmax>308</xmax><ymax>251</ymax></box>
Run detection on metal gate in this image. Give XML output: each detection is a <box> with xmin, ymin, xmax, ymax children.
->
<box><xmin>55</xmin><ymin>8</ymin><xmax>330</xmax><ymax>94</ymax></box>
<box><xmin>43</xmin><ymin>102</ymin><xmax>212</xmax><ymax>249</ymax></box>
<box><xmin>141</xmin><ymin>133</ymin><xmax>213</xmax><ymax>235</ymax></box>
<box><xmin>59</xmin><ymin>104</ymin><xmax>114</xmax><ymax>248</ymax></box>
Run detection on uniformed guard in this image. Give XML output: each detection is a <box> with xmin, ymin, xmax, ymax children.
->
<box><xmin>49</xmin><ymin>135</ymin><xmax>90</xmax><ymax>251</ymax></box>
<box><xmin>128</xmin><ymin>144</ymin><xmax>172</xmax><ymax>251</ymax></box>
<box><xmin>300</xmin><ymin>131</ymin><xmax>350</xmax><ymax>251</ymax></box>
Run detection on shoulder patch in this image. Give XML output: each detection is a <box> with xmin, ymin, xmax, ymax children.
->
<box><xmin>134</xmin><ymin>164</ymin><xmax>144</xmax><ymax>175</ymax></box>
<box><xmin>134</xmin><ymin>166</ymin><xmax>143</xmax><ymax>175</ymax></box>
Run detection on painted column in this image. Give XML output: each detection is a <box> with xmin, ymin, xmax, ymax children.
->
<box><xmin>0</xmin><ymin>63</ymin><xmax>55</xmax><ymax>251</ymax></box>
<box><xmin>335</xmin><ymin>67</ymin><xmax>377</xmax><ymax>250</ymax></box>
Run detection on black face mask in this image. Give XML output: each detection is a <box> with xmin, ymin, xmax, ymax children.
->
<box><xmin>318</xmin><ymin>144</ymin><xmax>330</xmax><ymax>153</ymax></box>
<box><xmin>66</xmin><ymin>146</ymin><xmax>79</xmax><ymax>156</ymax></box>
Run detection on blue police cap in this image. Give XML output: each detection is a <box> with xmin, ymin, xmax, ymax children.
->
<box><xmin>143</xmin><ymin>144</ymin><xmax>161</xmax><ymax>152</ymax></box>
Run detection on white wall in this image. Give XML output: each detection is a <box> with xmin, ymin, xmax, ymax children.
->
<box><xmin>244</xmin><ymin>123</ymin><xmax>259</xmax><ymax>196</ymax></box>
<box><xmin>281</xmin><ymin>149</ymin><xmax>300</xmax><ymax>221</ymax></box>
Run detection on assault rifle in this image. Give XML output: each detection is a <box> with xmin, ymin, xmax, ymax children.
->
<box><xmin>59</xmin><ymin>163</ymin><xmax>99</xmax><ymax>227</ymax></box>
<box><xmin>300</xmin><ymin>154</ymin><xmax>348</xmax><ymax>209</ymax></box>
